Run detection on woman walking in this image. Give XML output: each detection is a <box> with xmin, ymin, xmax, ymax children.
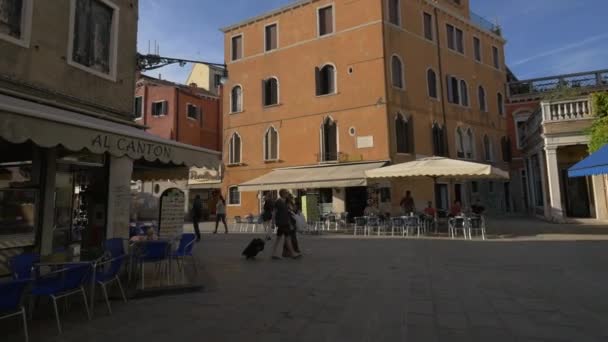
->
<box><xmin>214</xmin><ymin>195</ymin><xmax>229</xmax><ymax>234</ymax></box>
<box><xmin>271</xmin><ymin>189</ymin><xmax>301</xmax><ymax>259</ymax></box>
<box><xmin>262</xmin><ymin>193</ymin><xmax>275</xmax><ymax>239</ymax></box>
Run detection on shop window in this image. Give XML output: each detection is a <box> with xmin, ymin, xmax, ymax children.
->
<box><xmin>264</xmin><ymin>126</ymin><xmax>279</xmax><ymax>161</ymax></box>
<box><xmin>315</xmin><ymin>64</ymin><xmax>336</xmax><ymax>96</ymax></box>
<box><xmin>427</xmin><ymin>69</ymin><xmax>437</xmax><ymax>99</ymax></box>
<box><xmin>391</xmin><ymin>55</ymin><xmax>404</xmax><ymax>89</ymax></box>
<box><xmin>228</xmin><ymin>132</ymin><xmax>242</xmax><ymax>165</ymax></box>
<box><xmin>317</xmin><ymin>5</ymin><xmax>334</xmax><ymax>37</ymax></box>
<box><xmin>70</xmin><ymin>0</ymin><xmax>117</xmax><ymax>77</ymax></box>
<box><xmin>262</xmin><ymin>77</ymin><xmax>279</xmax><ymax>106</ymax></box>
<box><xmin>320</xmin><ymin>117</ymin><xmax>338</xmax><ymax>162</ymax></box>
<box><xmin>228</xmin><ymin>186</ymin><xmax>241</xmax><ymax>205</ymax></box>
<box><xmin>231</xmin><ymin>85</ymin><xmax>242</xmax><ymax>113</ymax></box>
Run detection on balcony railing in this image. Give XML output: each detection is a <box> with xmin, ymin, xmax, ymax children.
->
<box><xmin>509</xmin><ymin>69</ymin><xmax>608</xmax><ymax>98</ymax></box>
<box><xmin>542</xmin><ymin>98</ymin><xmax>592</xmax><ymax>122</ymax></box>
<box><xmin>470</xmin><ymin>11</ymin><xmax>501</xmax><ymax>36</ymax></box>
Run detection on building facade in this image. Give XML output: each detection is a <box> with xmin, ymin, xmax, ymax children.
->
<box><xmin>508</xmin><ymin>69</ymin><xmax>608</xmax><ymax>222</ymax></box>
<box><xmin>0</xmin><ymin>0</ymin><xmax>219</xmax><ymax>275</ymax></box>
<box><xmin>186</xmin><ymin>63</ymin><xmax>225</xmax><ymax>96</ymax></box>
<box><xmin>220</xmin><ymin>0</ymin><xmax>509</xmax><ymax>219</ymax></box>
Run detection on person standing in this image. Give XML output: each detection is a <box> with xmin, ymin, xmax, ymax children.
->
<box><xmin>214</xmin><ymin>195</ymin><xmax>228</xmax><ymax>234</ymax></box>
<box><xmin>191</xmin><ymin>195</ymin><xmax>203</xmax><ymax>242</ymax></box>
<box><xmin>400</xmin><ymin>190</ymin><xmax>416</xmax><ymax>214</ymax></box>
<box><xmin>283</xmin><ymin>193</ymin><xmax>301</xmax><ymax>257</ymax></box>
<box><xmin>272</xmin><ymin>189</ymin><xmax>301</xmax><ymax>260</ymax></box>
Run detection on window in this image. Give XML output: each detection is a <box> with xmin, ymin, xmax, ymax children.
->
<box><xmin>186</xmin><ymin>104</ymin><xmax>200</xmax><ymax>120</ymax></box>
<box><xmin>0</xmin><ymin>0</ymin><xmax>31</xmax><ymax>45</ymax></box>
<box><xmin>474</xmin><ymin>37</ymin><xmax>481</xmax><ymax>62</ymax></box>
<box><xmin>478</xmin><ymin>86</ymin><xmax>487</xmax><ymax>112</ymax></box>
<box><xmin>465</xmin><ymin>128</ymin><xmax>474</xmax><ymax>159</ymax></box>
<box><xmin>228</xmin><ymin>132</ymin><xmax>242</xmax><ymax>165</ymax></box>
<box><xmin>446</xmin><ymin>24</ymin><xmax>464</xmax><ymax>53</ymax></box>
<box><xmin>70</xmin><ymin>0</ymin><xmax>118</xmax><ymax>78</ymax></box>
<box><xmin>432</xmin><ymin>123</ymin><xmax>446</xmax><ymax>156</ymax></box>
<box><xmin>228</xmin><ymin>186</ymin><xmax>241</xmax><ymax>205</ymax></box>
<box><xmin>483</xmin><ymin>135</ymin><xmax>492</xmax><ymax>162</ymax></box>
<box><xmin>231</xmin><ymin>85</ymin><xmax>242</xmax><ymax>113</ymax></box>
<box><xmin>151</xmin><ymin>101</ymin><xmax>168</xmax><ymax>117</ymax></box>
<box><xmin>134</xmin><ymin>96</ymin><xmax>143</xmax><ymax>119</ymax></box>
<box><xmin>492</xmin><ymin>46</ymin><xmax>500</xmax><ymax>69</ymax></box>
<box><xmin>456</xmin><ymin>127</ymin><xmax>465</xmax><ymax>158</ymax></box>
<box><xmin>321</xmin><ymin>117</ymin><xmax>338</xmax><ymax>162</ymax></box>
<box><xmin>471</xmin><ymin>181</ymin><xmax>479</xmax><ymax>193</ymax></box>
<box><xmin>318</xmin><ymin>5</ymin><xmax>334</xmax><ymax>37</ymax></box>
<box><xmin>501</xmin><ymin>136</ymin><xmax>512</xmax><ymax>162</ymax></box>
<box><xmin>427</xmin><ymin>69</ymin><xmax>437</xmax><ymax>99</ymax></box>
<box><xmin>262</xmin><ymin>77</ymin><xmax>279</xmax><ymax>106</ymax></box>
<box><xmin>423</xmin><ymin>12</ymin><xmax>433</xmax><ymax>41</ymax></box>
<box><xmin>460</xmin><ymin>80</ymin><xmax>469</xmax><ymax>106</ymax></box>
<box><xmin>213</xmin><ymin>74</ymin><xmax>222</xmax><ymax>88</ymax></box>
<box><xmin>497</xmin><ymin>92</ymin><xmax>504</xmax><ymax>116</ymax></box>
<box><xmin>316</xmin><ymin>64</ymin><xmax>336</xmax><ymax>96</ymax></box>
<box><xmin>265</xmin><ymin>23</ymin><xmax>277</xmax><ymax>52</ymax></box>
<box><xmin>391</xmin><ymin>55</ymin><xmax>404</xmax><ymax>89</ymax></box>
<box><xmin>231</xmin><ymin>34</ymin><xmax>243</xmax><ymax>61</ymax></box>
<box><xmin>395</xmin><ymin>113</ymin><xmax>412</xmax><ymax>154</ymax></box>
<box><xmin>388</xmin><ymin>0</ymin><xmax>400</xmax><ymax>26</ymax></box>
<box><xmin>264</xmin><ymin>126</ymin><xmax>279</xmax><ymax>161</ymax></box>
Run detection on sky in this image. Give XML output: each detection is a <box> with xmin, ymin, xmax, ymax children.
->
<box><xmin>138</xmin><ymin>0</ymin><xmax>608</xmax><ymax>83</ymax></box>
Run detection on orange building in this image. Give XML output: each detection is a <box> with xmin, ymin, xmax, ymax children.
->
<box><xmin>221</xmin><ymin>0</ymin><xmax>510</xmax><ymax>219</ymax></box>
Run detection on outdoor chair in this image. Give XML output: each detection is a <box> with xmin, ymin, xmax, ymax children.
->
<box><xmin>234</xmin><ymin>216</ymin><xmax>244</xmax><ymax>232</ymax></box>
<box><xmin>171</xmin><ymin>233</ymin><xmax>197</xmax><ymax>273</ymax></box>
<box><xmin>338</xmin><ymin>212</ymin><xmax>349</xmax><ymax>229</ymax></box>
<box><xmin>94</xmin><ymin>255</ymin><xmax>128</xmax><ymax>314</ymax></box>
<box><xmin>366</xmin><ymin>216</ymin><xmax>383</xmax><ymax>236</ymax></box>
<box><xmin>326</xmin><ymin>214</ymin><xmax>338</xmax><ymax>231</ymax></box>
<box><xmin>9</xmin><ymin>253</ymin><xmax>40</xmax><ymax>280</ymax></box>
<box><xmin>469</xmin><ymin>215</ymin><xmax>486</xmax><ymax>240</ymax></box>
<box><xmin>390</xmin><ymin>217</ymin><xmax>405</xmax><ymax>236</ymax></box>
<box><xmin>0</xmin><ymin>279</ymin><xmax>30</xmax><ymax>342</ymax></box>
<box><xmin>30</xmin><ymin>263</ymin><xmax>92</xmax><ymax>333</ymax></box>
<box><xmin>104</xmin><ymin>238</ymin><xmax>126</xmax><ymax>258</ymax></box>
<box><xmin>404</xmin><ymin>216</ymin><xmax>421</xmax><ymax>237</ymax></box>
<box><xmin>448</xmin><ymin>217</ymin><xmax>469</xmax><ymax>239</ymax></box>
<box><xmin>353</xmin><ymin>217</ymin><xmax>368</xmax><ymax>236</ymax></box>
<box><xmin>137</xmin><ymin>240</ymin><xmax>170</xmax><ymax>290</ymax></box>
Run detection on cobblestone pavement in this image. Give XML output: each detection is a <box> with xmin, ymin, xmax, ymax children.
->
<box><xmin>6</xmin><ymin>232</ymin><xmax>608</xmax><ymax>342</ymax></box>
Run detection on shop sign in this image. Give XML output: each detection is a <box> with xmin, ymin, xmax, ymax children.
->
<box><xmin>188</xmin><ymin>167</ymin><xmax>221</xmax><ymax>185</ymax></box>
<box><xmin>91</xmin><ymin>134</ymin><xmax>172</xmax><ymax>159</ymax></box>
<box><xmin>158</xmin><ymin>188</ymin><xmax>185</xmax><ymax>240</ymax></box>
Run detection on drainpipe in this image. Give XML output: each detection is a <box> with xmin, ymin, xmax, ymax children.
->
<box><xmin>434</xmin><ymin>7</ymin><xmax>449</xmax><ymax>157</ymax></box>
<box><xmin>175</xmin><ymin>87</ymin><xmax>180</xmax><ymax>142</ymax></box>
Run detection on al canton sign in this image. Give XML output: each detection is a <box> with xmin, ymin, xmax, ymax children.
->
<box><xmin>91</xmin><ymin>134</ymin><xmax>172</xmax><ymax>159</ymax></box>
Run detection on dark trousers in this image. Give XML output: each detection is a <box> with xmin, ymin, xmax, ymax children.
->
<box><xmin>282</xmin><ymin>231</ymin><xmax>300</xmax><ymax>257</ymax></box>
<box><xmin>193</xmin><ymin>216</ymin><xmax>201</xmax><ymax>240</ymax></box>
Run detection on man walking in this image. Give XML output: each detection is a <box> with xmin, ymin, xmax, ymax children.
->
<box><xmin>192</xmin><ymin>195</ymin><xmax>203</xmax><ymax>241</ymax></box>
<box><xmin>271</xmin><ymin>189</ymin><xmax>301</xmax><ymax>260</ymax></box>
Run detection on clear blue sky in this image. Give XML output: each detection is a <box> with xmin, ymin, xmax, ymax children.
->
<box><xmin>138</xmin><ymin>0</ymin><xmax>608</xmax><ymax>83</ymax></box>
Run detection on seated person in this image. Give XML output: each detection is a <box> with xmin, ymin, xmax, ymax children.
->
<box><xmin>471</xmin><ymin>200</ymin><xmax>485</xmax><ymax>215</ymax></box>
<box><xmin>129</xmin><ymin>227</ymin><xmax>158</xmax><ymax>242</ymax></box>
<box><xmin>364</xmin><ymin>200</ymin><xmax>380</xmax><ymax>216</ymax></box>
<box><xmin>423</xmin><ymin>201</ymin><xmax>436</xmax><ymax>217</ymax></box>
<box><xmin>449</xmin><ymin>200</ymin><xmax>462</xmax><ymax>217</ymax></box>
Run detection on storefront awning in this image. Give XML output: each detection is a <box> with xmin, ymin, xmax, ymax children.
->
<box><xmin>238</xmin><ymin>161</ymin><xmax>387</xmax><ymax>192</ymax></box>
<box><xmin>568</xmin><ymin>144</ymin><xmax>608</xmax><ymax>178</ymax></box>
<box><xmin>0</xmin><ymin>94</ymin><xmax>220</xmax><ymax>169</ymax></box>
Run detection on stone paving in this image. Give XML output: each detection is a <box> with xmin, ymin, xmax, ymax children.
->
<box><xmin>5</xmin><ymin>225</ymin><xmax>608</xmax><ymax>341</ymax></box>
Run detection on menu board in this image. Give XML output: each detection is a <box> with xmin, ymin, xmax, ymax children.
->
<box><xmin>158</xmin><ymin>188</ymin><xmax>185</xmax><ymax>240</ymax></box>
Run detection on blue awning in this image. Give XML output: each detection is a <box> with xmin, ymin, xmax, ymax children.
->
<box><xmin>568</xmin><ymin>144</ymin><xmax>608</xmax><ymax>177</ymax></box>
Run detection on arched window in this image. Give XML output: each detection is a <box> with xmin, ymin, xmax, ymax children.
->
<box><xmin>478</xmin><ymin>86</ymin><xmax>487</xmax><ymax>112</ymax></box>
<box><xmin>483</xmin><ymin>134</ymin><xmax>492</xmax><ymax>162</ymax></box>
<box><xmin>264</xmin><ymin>126</ymin><xmax>279</xmax><ymax>161</ymax></box>
<box><xmin>228</xmin><ymin>186</ymin><xmax>241</xmax><ymax>205</ymax></box>
<box><xmin>456</xmin><ymin>127</ymin><xmax>465</xmax><ymax>158</ymax></box>
<box><xmin>228</xmin><ymin>132</ymin><xmax>242</xmax><ymax>165</ymax></box>
<box><xmin>497</xmin><ymin>92</ymin><xmax>504</xmax><ymax>116</ymax></box>
<box><xmin>316</xmin><ymin>64</ymin><xmax>336</xmax><ymax>96</ymax></box>
<box><xmin>391</xmin><ymin>55</ymin><xmax>404</xmax><ymax>89</ymax></box>
<box><xmin>427</xmin><ymin>69</ymin><xmax>437</xmax><ymax>99</ymax></box>
<box><xmin>388</xmin><ymin>0</ymin><xmax>401</xmax><ymax>26</ymax></box>
<box><xmin>501</xmin><ymin>136</ymin><xmax>512</xmax><ymax>162</ymax></box>
<box><xmin>262</xmin><ymin>77</ymin><xmax>279</xmax><ymax>106</ymax></box>
<box><xmin>395</xmin><ymin>113</ymin><xmax>412</xmax><ymax>153</ymax></box>
<box><xmin>460</xmin><ymin>80</ymin><xmax>469</xmax><ymax>106</ymax></box>
<box><xmin>465</xmin><ymin>128</ymin><xmax>474</xmax><ymax>159</ymax></box>
<box><xmin>231</xmin><ymin>85</ymin><xmax>242</xmax><ymax>113</ymax></box>
<box><xmin>320</xmin><ymin>117</ymin><xmax>338</xmax><ymax>162</ymax></box>
<box><xmin>432</xmin><ymin>122</ymin><xmax>446</xmax><ymax>156</ymax></box>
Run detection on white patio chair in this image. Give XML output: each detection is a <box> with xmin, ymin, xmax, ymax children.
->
<box><xmin>390</xmin><ymin>217</ymin><xmax>405</xmax><ymax>236</ymax></box>
<box><xmin>448</xmin><ymin>216</ymin><xmax>469</xmax><ymax>239</ymax></box>
<box><xmin>469</xmin><ymin>215</ymin><xmax>486</xmax><ymax>240</ymax></box>
<box><xmin>353</xmin><ymin>217</ymin><xmax>368</xmax><ymax>236</ymax></box>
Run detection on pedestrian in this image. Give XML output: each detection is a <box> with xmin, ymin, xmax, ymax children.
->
<box><xmin>214</xmin><ymin>194</ymin><xmax>228</xmax><ymax>234</ymax></box>
<box><xmin>261</xmin><ymin>193</ymin><xmax>275</xmax><ymax>240</ymax></box>
<box><xmin>400</xmin><ymin>190</ymin><xmax>415</xmax><ymax>214</ymax></box>
<box><xmin>271</xmin><ymin>189</ymin><xmax>301</xmax><ymax>260</ymax></box>
<box><xmin>283</xmin><ymin>193</ymin><xmax>301</xmax><ymax>257</ymax></box>
<box><xmin>191</xmin><ymin>195</ymin><xmax>203</xmax><ymax>241</ymax></box>
<box><xmin>449</xmin><ymin>200</ymin><xmax>462</xmax><ymax>217</ymax></box>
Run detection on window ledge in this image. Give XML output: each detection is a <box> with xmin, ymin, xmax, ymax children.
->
<box><xmin>392</xmin><ymin>86</ymin><xmax>406</xmax><ymax>91</ymax></box>
<box><xmin>151</xmin><ymin>114</ymin><xmax>167</xmax><ymax>118</ymax></box>
<box><xmin>0</xmin><ymin>33</ymin><xmax>30</xmax><ymax>48</ymax></box>
<box><xmin>134</xmin><ymin>117</ymin><xmax>143</xmax><ymax>121</ymax></box>
<box><xmin>227</xmin><ymin>203</ymin><xmax>241</xmax><ymax>207</ymax></box>
<box><xmin>67</xmin><ymin>59</ymin><xmax>117</xmax><ymax>82</ymax></box>
<box><xmin>316</xmin><ymin>92</ymin><xmax>339</xmax><ymax>98</ymax></box>
<box><xmin>229</xmin><ymin>110</ymin><xmax>244</xmax><ymax>115</ymax></box>
<box><xmin>226</xmin><ymin>163</ymin><xmax>245</xmax><ymax>167</ymax></box>
<box><xmin>447</xmin><ymin>49</ymin><xmax>466</xmax><ymax>58</ymax></box>
<box><xmin>317</xmin><ymin>32</ymin><xmax>335</xmax><ymax>39</ymax></box>
<box><xmin>187</xmin><ymin>117</ymin><xmax>199</xmax><ymax>121</ymax></box>
<box><xmin>264</xmin><ymin>159</ymin><xmax>281</xmax><ymax>164</ymax></box>
<box><xmin>319</xmin><ymin>160</ymin><xmax>339</xmax><ymax>165</ymax></box>
<box><xmin>263</xmin><ymin>103</ymin><xmax>282</xmax><ymax>109</ymax></box>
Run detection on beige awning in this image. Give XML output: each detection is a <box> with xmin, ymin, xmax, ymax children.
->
<box><xmin>0</xmin><ymin>93</ymin><xmax>220</xmax><ymax>169</ymax></box>
<box><xmin>238</xmin><ymin>161</ymin><xmax>387</xmax><ymax>192</ymax></box>
<box><xmin>365</xmin><ymin>157</ymin><xmax>509</xmax><ymax>180</ymax></box>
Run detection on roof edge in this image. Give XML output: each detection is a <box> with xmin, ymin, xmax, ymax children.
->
<box><xmin>220</xmin><ymin>0</ymin><xmax>315</xmax><ymax>33</ymax></box>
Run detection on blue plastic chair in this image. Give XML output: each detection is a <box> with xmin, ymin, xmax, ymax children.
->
<box><xmin>0</xmin><ymin>279</ymin><xmax>30</xmax><ymax>342</ymax></box>
<box><xmin>94</xmin><ymin>255</ymin><xmax>128</xmax><ymax>314</ymax></box>
<box><xmin>104</xmin><ymin>238</ymin><xmax>125</xmax><ymax>257</ymax></box>
<box><xmin>31</xmin><ymin>263</ymin><xmax>92</xmax><ymax>333</ymax></box>
<box><xmin>171</xmin><ymin>234</ymin><xmax>197</xmax><ymax>273</ymax></box>
<box><xmin>9</xmin><ymin>253</ymin><xmax>40</xmax><ymax>280</ymax></box>
<box><xmin>137</xmin><ymin>240</ymin><xmax>170</xmax><ymax>290</ymax></box>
